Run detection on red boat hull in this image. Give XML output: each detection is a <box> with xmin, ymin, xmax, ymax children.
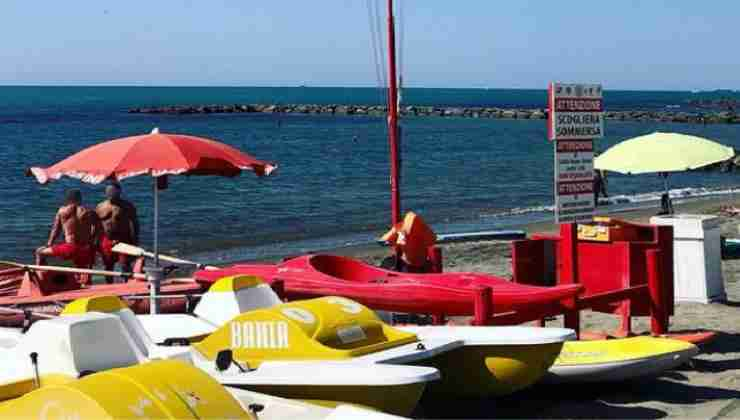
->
<box><xmin>0</xmin><ymin>268</ymin><xmax>204</xmax><ymax>327</ymax></box>
<box><xmin>195</xmin><ymin>254</ymin><xmax>582</xmax><ymax>318</ymax></box>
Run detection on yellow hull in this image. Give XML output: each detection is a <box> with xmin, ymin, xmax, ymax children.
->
<box><xmin>556</xmin><ymin>336</ymin><xmax>696</xmax><ymax>365</ymax></box>
<box><xmin>547</xmin><ymin>337</ymin><xmax>699</xmax><ymax>383</ymax></box>
<box><xmin>241</xmin><ymin>382</ymin><xmax>426</xmax><ymax>416</ymax></box>
<box><xmin>0</xmin><ymin>374</ymin><xmax>74</xmax><ymax>403</ymax></box>
<box><xmin>416</xmin><ymin>342</ymin><xmax>565</xmax><ymax>398</ymax></box>
<box><xmin>0</xmin><ymin>360</ymin><xmax>253</xmax><ymax>419</ymax></box>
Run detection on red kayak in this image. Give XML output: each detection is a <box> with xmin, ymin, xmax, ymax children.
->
<box><xmin>195</xmin><ymin>254</ymin><xmax>583</xmax><ymax>319</ymax></box>
<box><xmin>0</xmin><ymin>266</ymin><xmax>204</xmax><ymax>327</ymax></box>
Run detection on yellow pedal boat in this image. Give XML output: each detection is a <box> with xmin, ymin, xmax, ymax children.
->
<box><xmin>0</xmin><ymin>360</ymin><xmax>256</xmax><ymax>419</ymax></box>
<box><xmin>70</xmin><ymin>275</ymin><xmax>576</xmax><ymax>401</ymax></box>
<box><xmin>0</xmin><ymin>313</ymin><xmax>409</xmax><ymax>419</ymax></box>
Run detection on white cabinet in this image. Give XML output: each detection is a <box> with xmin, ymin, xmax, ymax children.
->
<box><xmin>650</xmin><ymin>214</ymin><xmax>726</xmax><ymax>304</ymax></box>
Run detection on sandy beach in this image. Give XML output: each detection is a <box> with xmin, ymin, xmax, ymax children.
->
<box><xmin>5</xmin><ymin>2</ymin><xmax>740</xmax><ymax>419</ymax></box>
<box><xmin>324</xmin><ymin>197</ymin><xmax>740</xmax><ymax>419</ymax></box>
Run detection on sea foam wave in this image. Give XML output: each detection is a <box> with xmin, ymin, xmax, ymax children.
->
<box><xmin>481</xmin><ymin>185</ymin><xmax>740</xmax><ymax>219</ymax></box>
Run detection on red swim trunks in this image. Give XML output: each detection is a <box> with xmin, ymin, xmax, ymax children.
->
<box><xmin>49</xmin><ymin>243</ymin><xmax>94</xmax><ymax>268</ymax></box>
<box><xmin>99</xmin><ymin>235</ymin><xmax>131</xmax><ymax>269</ymax></box>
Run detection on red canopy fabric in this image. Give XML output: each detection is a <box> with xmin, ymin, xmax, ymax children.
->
<box><xmin>29</xmin><ymin>131</ymin><xmax>276</xmax><ymax>184</ymax></box>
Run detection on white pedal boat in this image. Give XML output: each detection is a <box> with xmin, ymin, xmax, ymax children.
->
<box><xmin>0</xmin><ymin>327</ymin><xmax>21</xmax><ymax>349</ymax></box>
<box><xmin>0</xmin><ymin>312</ymin><xmax>408</xmax><ymax>419</ymax></box>
<box><xmin>62</xmin><ymin>294</ymin><xmax>438</xmax><ymax>416</ymax></box>
<box><xmin>133</xmin><ymin>275</ymin><xmax>696</xmax><ymax>388</ymax></box>
<box><xmin>87</xmin><ymin>275</ymin><xmax>575</xmax><ymax>398</ymax></box>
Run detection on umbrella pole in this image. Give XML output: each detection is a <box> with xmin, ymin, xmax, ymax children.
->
<box><xmin>663</xmin><ymin>173</ymin><xmax>669</xmax><ymax>196</ymax></box>
<box><xmin>153</xmin><ymin>178</ymin><xmax>159</xmax><ymax>267</ymax></box>
<box><xmin>666</xmin><ymin>174</ymin><xmax>674</xmax><ymax>214</ymax></box>
<box><xmin>145</xmin><ymin>177</ymin><xmax>162</xmax><ymax>314</ymax></box>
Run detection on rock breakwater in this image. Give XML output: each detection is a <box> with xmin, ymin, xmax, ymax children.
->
<box><xmin>129</xmin><ymin>104</ymin><xmax>740</xmax><ymax>124</ymax></box>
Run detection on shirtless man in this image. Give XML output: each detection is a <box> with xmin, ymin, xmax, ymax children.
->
<box><xmin>35</xmin><ymin>189</ymin><xmax>99</xmax><ymax>269</ymax></box>
<box><xmin>96</xmin><ymin>184</ymin><xmax>139</xmax><ymax>275</ymax></box>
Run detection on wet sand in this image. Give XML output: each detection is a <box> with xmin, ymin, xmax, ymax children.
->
<box><xmin>331</xmin><ymin>198</ymin><xmax>740</xmax><ymax>419</ymax></box>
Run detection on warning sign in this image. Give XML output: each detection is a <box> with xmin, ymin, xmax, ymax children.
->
<box><xmin>548</xmin><ymin>82</ymin><xmax>603</xmax><ymax>224</ymax></box>
<box><xmin>556</xmin><ymin>140</ymin><xmax>594</xmax><ymax>182</ymax></box>
<box><xmin>548</xmin><ymin>83</ymin><xmax>604</xmax><ymax>141</ymax></box>
<box><xmin>554</xmin><ymin>139</ymin><xmax>595</xmax><ymax>223</ymax></box>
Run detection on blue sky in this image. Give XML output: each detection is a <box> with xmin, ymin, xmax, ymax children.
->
<box><xmin>1</xmin><ymin>1</ymin><xmax>737</xmax><ymax>90</ymax></box>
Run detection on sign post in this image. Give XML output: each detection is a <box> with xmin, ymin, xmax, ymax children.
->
<box><xmin>548</xmin><ymin>82</ymin><xmax>604</xmax><ymax>223</ymax></box>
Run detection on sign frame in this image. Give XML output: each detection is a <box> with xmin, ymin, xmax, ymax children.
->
<box><xmin>549</xmin><ymin>82</ymin><xmax>604</xmax><ymax>223</ymax></box>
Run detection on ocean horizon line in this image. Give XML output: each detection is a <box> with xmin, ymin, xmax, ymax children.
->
<box><xmin>1</xmin><ymin>84</ymin><xmax>737</xmax><ymax>94</ymax></box>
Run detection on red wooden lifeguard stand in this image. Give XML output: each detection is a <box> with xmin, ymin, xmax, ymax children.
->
<box><xmin>511</xmin><ymin>218</ymin><xmax>674</xmax><ymax>338</ymax></box>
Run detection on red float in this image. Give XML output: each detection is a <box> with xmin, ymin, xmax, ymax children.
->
<box><xmin>194</xmin><ymin>254</ymin><xmax>583</xmax><ymax>324</ymax></box>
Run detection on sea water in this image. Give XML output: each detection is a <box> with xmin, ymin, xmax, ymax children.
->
<box><xmin>1</xmin><ymin>86</ymin><xmax>739</xmax><ymax>264</ymax></box>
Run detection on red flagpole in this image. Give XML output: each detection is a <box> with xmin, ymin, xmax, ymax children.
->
<box><xmin>387</xmin><ymin>0</ymin><xmax>401</xmax><ymax>225</ymax></box>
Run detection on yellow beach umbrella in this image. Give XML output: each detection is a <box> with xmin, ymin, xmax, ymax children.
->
<box><xmin>594</xmin><ymin>132</ymin><xmax>734</xmax><ymax>175</ymax></box>
<box><xmin>594</xmin><ymin>132</ymin><xmax>734</xmax><ymax>214</ymax></box>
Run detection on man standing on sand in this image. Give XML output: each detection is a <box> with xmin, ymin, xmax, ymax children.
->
<box><xmin>96</xmin><ymin>183</ymin><xmax>139</xmax><ymax>278</ymax></box>
<box><xmin>35</xmin><ymin>189</ymin><xmax>99</xmax><ymax>270</ymax></box>
<box><xmin>593</xmin><ymin>169</ymin><xmax>608</xmax><ymax>207</ymax></box>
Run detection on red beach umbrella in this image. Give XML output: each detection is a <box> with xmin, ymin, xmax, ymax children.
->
<box><xmin>28</xmin><ymin>127</ymin><xmax>276</xmax><ymax>274</ymax></box>
<box><xmin>29</xmin><ymin>128</ymin><xmax>275</xmax><ymax>183</ymax></box>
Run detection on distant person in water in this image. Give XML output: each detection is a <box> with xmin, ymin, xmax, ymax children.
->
<box><xmin>96</xmin><ymin>183</ymin><xmax>139</xmax><ymax>279</ymax></box>
<box><xmin>35</xmin><ymin>189</ymin><xmax>99</xmax><ymax>270</ymax></box>
<box><xmin>593</xmin><ymin>169</ymin><xmax>608</xmax><ymax>207</ymax></box>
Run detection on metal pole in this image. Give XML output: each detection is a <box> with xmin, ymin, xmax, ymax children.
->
<box><xmin>554</xmin><ymin>140</ymin><xmax>559</xmax><ymax>223</ymax></box>
<box><xmin>663</xmin><ymin>173</ymin><xmax>673</xmax><ymax>215</ymax></box>
<box><xmin>387</xmin><ymin>0</ymin><xmax>401</xmax><ymax>226</ymax></box>
<box><xmin>144</xmin><ymin>265</ymin><xmax>163</xmax><ymax>315</ymax></box>
<box><xmin>153</xmin><ymin>177</ymin><xmax>159</xmax><ymax>267</ymax></box>
<box><xmin>147</xmin><ymin>177</ymin><xmax>161</xmax><ymax>314</ymax></box>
